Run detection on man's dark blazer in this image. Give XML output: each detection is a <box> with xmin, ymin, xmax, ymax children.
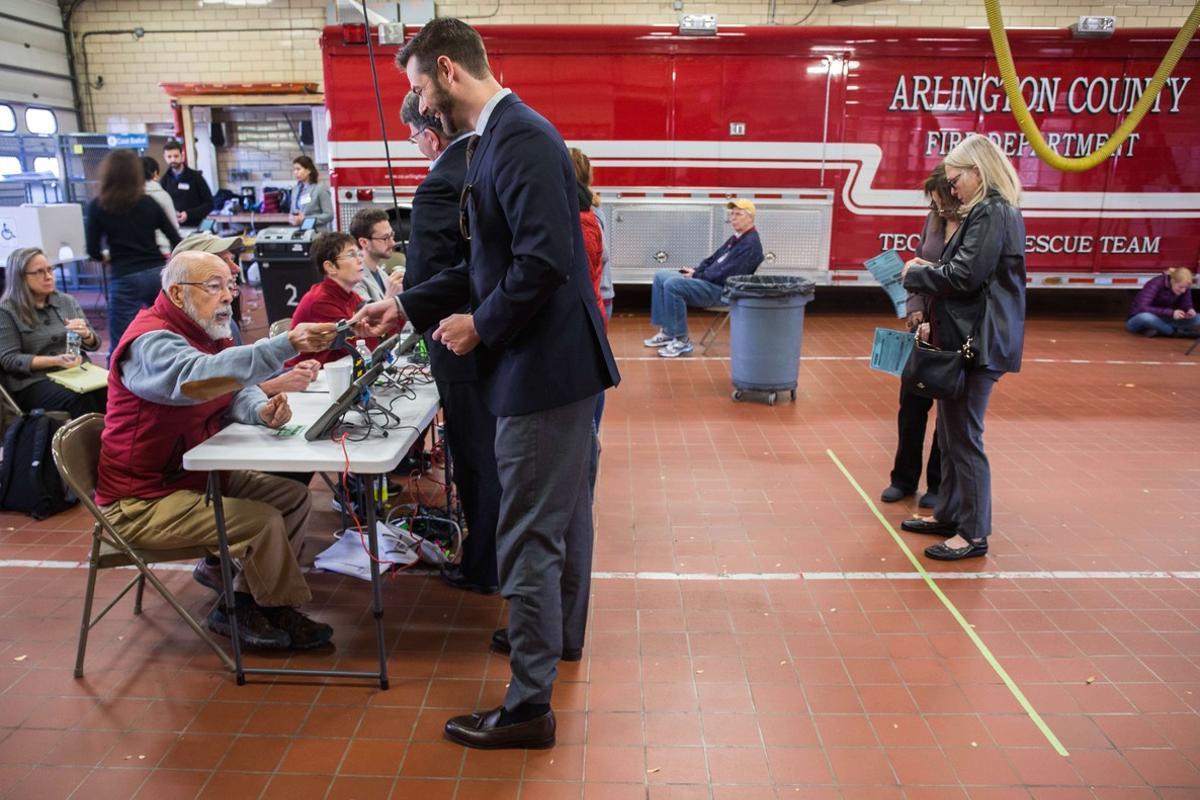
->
<box><xmin>399</xmin><ymin>93</ymin><xmax>620</xmax><ymax>418</ymax></box>
<box><xmin>402</xmin><ymin>135</ymin><xmax>476</xmax><ymax>383</ymax></box>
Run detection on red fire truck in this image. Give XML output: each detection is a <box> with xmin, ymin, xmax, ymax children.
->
<box><xmin>321</xmin><ymin>24</ymin><xmax>1200</xmax><ymax>288</ymax></box>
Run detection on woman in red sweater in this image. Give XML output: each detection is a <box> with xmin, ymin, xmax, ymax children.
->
<box><xmin>288</xmin><ymin>232</ymin><xmax>377</xmax><ymax>365</ymax></box>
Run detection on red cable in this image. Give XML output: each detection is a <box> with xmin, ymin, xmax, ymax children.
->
<box><xmin>332</xmin><ymin>431</ymin><xmax>399</xmax><ymax>569</ymax></box>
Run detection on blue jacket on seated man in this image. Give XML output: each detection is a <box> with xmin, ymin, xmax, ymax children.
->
<box><xmin>644</xmin><ymin>198</ymin><xmax>764</xmax><ymax>358</ymax></box>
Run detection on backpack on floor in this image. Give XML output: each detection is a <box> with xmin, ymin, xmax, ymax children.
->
<box><xmin>0</xmin><ymin>409</ymin><xmax>77</xmax><ymax>520</ymax></box>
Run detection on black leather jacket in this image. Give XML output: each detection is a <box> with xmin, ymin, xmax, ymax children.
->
<box><xmin>903</xmin><ymin>191</ymin><xmax>1026</xmax><ymax>373</ymax></box>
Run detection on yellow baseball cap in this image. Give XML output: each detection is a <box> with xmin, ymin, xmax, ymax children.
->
<box><xmin>727</xmin><ymin>198</ymin><xmax>756</xmax><ymax>215</ymax></box>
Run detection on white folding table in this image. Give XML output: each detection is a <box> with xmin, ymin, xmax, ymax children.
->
<box><xmin>182</xmin><ymin>376</ymin><xmax>440</xmax><ymax>688</ymax></box>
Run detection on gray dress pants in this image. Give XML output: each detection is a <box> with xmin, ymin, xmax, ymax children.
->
<box><xmin>933</xmin><ymin>368</ymin><xmax>1003</xmax><ymax>540</ymax></box>
<box><xmin>494</xmin><ymin>394</ymin><xmax>598</xmax><ymax>708</ymax></box>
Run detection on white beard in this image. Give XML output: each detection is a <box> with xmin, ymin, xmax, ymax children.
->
<box><xmin>183</xmin><ymin>294</ymin><xmax>233</xmax><ymax>340</ymax></box>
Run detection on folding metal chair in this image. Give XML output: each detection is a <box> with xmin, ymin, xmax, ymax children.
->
<box><xmin>697</xmin><ymin>305</ymin><xmax>731</xmax><ymax>355</ymax></box>
<box><xmin>51</xmin><ymin>414</ymin><xmax>234</xmax><ymax>678</ymax></box>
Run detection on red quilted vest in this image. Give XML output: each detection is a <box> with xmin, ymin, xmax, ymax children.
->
<box><xmin>95</xmin><ymin>292</ymin><xmax>234</xmax><ymax>505</ymax></box>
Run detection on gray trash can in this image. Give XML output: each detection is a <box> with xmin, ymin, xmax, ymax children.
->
<box><xmin>726</xmin><ymin>275</ymin><xmax>816</xmax><ymax>405</ymax></box>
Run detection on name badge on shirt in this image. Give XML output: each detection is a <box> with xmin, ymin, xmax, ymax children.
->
<box><xmin>177</xmin><ymin>182</ymin><xmax>190</xmax><ymax>190</ymax></box>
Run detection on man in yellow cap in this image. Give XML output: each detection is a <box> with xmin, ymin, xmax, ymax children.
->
<box><xmin>644</xmin><ymin>199</ymin><xmax>764</xmax><ymax>357</ymax></box>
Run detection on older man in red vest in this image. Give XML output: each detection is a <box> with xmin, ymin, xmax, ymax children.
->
<box><xmin>96</xmin><ymin>251</ymin><xmax>338</xmax><ymax>650</ymax></box>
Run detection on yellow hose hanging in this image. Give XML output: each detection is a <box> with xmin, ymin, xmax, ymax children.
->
<box><xmin>984</xmin><ymin>0</ymin><xmax>1200</xmax><ymax>172</ymax></box>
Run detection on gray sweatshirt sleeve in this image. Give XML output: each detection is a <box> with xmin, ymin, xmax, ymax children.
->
<box><xmin>121</xmin><ymin>330</ymin><xmax>297</xmax><ymax>424</ymax></box>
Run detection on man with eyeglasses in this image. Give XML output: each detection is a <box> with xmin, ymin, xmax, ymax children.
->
<box><xmin>172</xmin><ymin>235</ymin><xmax>321</xmax><ymax>396</ymax></box>
<box><xmin>398</xmin><ymin>90</ymin><xmax>499</xmax><ymax>597</ymax></box>
<box><xmin>349</xmin><ymin>208</ymin><xmax>403</xmax><ymax>303</ymax></box>
<box><xmin>95</xmin><ymin>251</ymin><xmax>340</xmax><ymax>650</ymax></box>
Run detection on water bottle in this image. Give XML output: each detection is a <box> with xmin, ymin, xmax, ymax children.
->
<box><xmin>355</xmin><ymin>339</ymin><xmax>372</xmax><ymax>368</ymax></box>
<box><xmin>65</xmin><ymin>330</ymin><xmax>81</xmax><ymax>360</ymax></box>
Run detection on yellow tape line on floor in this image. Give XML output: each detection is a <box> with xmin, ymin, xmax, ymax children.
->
<box><xmin>825</xmin><ymin>448</ymin><xmax>1070</xmax><ymax>757</ymax></box>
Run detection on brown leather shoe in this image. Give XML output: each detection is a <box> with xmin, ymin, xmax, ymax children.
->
<box><xmin>491</xmin><ymin>628</ymin><xmax>582</xmax><ymax>662</ymax></box>
<box><xmin>193</xmin><ymin>557</ymin><xmax>237</xmax><ymax>593</ymax></box>
<box><xmin>444</xmin><ymin>705</ymin><xmax>555</xmax><ymax>749</ymax></box>
<box><xmin>259</xmin><ymin>606</ymin><xmax>333</xmax><ymax>650</ymax></box>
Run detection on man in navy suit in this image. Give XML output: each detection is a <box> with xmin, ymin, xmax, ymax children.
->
<box><xmin>353</xmin><ymin>18</ymin><xmax>619</xmax><ymax>749</ymax></box>
<box><xmin>399</xmin><ymin>90</ymin><xmax>500</xmax><ymax>596</ymax></box>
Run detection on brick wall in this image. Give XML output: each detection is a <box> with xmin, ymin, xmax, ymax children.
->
<box><xmin>71</xmin><ymin>0</ymin><xmax>1192</xmax><ymax>133</ymax></box>
<box><xmin>71</xmin><ymin>0</ymin><xmax>326</xmax><ymax>132</ymax></box>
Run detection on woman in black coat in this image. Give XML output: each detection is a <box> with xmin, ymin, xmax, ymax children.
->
<box><xmin>900</xmin><ymin>134</ymin><xmax>1027</xmax><ymax>561</ymax></box>
<box><xmin>881</xmin><ymin>165</ymin><xmax>960</xmax><ymax>509</ymax></box>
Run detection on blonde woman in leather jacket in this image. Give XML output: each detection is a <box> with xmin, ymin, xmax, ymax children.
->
<box><xmin>900</xmin><ymin>134</ymin><xmax>1026</xmax><ymax>561</ymax></box>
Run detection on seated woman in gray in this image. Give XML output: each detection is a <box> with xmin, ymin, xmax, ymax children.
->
<box><xmin>0</xmin><ymin>248</ymin><xmax>106</xmax><ymax>418</ymax></box>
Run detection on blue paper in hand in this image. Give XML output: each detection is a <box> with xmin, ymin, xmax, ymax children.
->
<box><xmin>864</xmin><ymin>249</ymin><xmax>909</xmax><ymax>319</ymax></box>
<box><xmin>870</xmin><ymin>327</ymin><xmax>915</xmax><ymax>377</ymax></box>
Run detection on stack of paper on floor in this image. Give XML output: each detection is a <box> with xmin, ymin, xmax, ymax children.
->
<box><xmin>313</xmin><ymin>521</ymin><xmax>420</xmax><ymax>579</ymax></box>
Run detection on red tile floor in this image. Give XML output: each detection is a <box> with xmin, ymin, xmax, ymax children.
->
<box><xmin>0</xmin><ymin>294</ymin><xmax>1197</xmax><ymax>799</ymax></box>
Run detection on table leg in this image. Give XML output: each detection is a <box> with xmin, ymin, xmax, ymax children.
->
<box><xmin>362</xmin><ymin>473</ymin><xmax>390</xmax><ymax>690</ymax></box>
<box><xmin>207</xmin><ymin>471</ymin><xmax>245</xmax><ymax>685</ymax></box>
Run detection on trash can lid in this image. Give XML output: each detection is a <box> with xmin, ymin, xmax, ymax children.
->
<box><xmin>724</xmin><ymin>274</ymin><xmax>816</xmax><ymax>299</ymax></box>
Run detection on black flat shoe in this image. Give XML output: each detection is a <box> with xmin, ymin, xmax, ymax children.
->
<box><xmin>491</xmin><ymin>628</ymin><xmax>582</xmax><ymax>662</ymax></box>
<box><xmin>900</xmin><ymin>518</ymin><xmax>957</xmax><ymax>535</ymax></box>
<box><xmin>918</xmin><ymin>492</ymin><xmax>939</xmax><ymax>509</ymax></box>
<box><xmin>444</xmin><ymin>705</ymin><xmax>556</xmax><ymax>749</ymax></box>
<box><xmin>440</xmin><ymin>566</ymin><xmax>499</xmax><ymax>596</ymax></box>
<box><xmin>925</xmin><ymin>540</ymin><xmax>988</xmax><ymax>561</ymax></box>
<box><xmin>880</xmin><ymin>485</ymin><xmax>912</xmax><ymax>503</ymax></box>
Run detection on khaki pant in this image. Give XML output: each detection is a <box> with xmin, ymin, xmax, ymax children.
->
<box><xmin>101</xmin><ymin>471</ymin><xmax>312</xmax><ymax>607</ymax></box>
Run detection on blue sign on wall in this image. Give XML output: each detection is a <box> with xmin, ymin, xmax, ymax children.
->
<box><xmin>105</xmin><ymin>133</ymin><xmax>149</xmax><ymax>149</ymax></box>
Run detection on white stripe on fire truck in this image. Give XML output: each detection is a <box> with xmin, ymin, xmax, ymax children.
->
<box><xmin>329</xmin><ymin>140</ymin><xmax>1200</xmax><ymax>219</ymax></box>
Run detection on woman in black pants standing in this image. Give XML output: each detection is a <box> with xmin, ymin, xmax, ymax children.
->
<box><xmin>881</xmin><ymin>166</ymin><xmax>960</xmax><ymax>509</ymax></box>
<box><xmin>85</xmin><ymin>149</ymin><xmax>181</xmax><ymax>350</ymax></box>
<box><xmin>900</xmin><ymin>134</ymin><xmax>1026</xmax><ymax>561</ymax></box>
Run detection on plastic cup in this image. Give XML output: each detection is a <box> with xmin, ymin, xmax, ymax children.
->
<box><xmin>325</xmin><ymin>358</ymin><xmax>353</xmax><ymax>400</ymax></box>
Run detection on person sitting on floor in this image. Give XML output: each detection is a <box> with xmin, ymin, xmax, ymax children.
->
<box><xmin>0</xmin><ymin>248</ymin><xmax>106</xmax><ymax>418</ymax></box>
<box><xmin>1126</xmin><ymin>267</ymin><xmax>1199</xmax><ymax>337</ymax></box>
<box><xmin>94</xmin><ymin>250</ymin><xmax>339</xmax><ymax>650</ymax></box>
<box><xmin>643</xmin><ymin>199</ymin><xmax>763</xmax><ymax>357</ymax></box>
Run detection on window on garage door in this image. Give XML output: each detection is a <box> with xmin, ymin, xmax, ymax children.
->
<box><xmin>24</xmin><ymin>108</ymin><xmax>57</xmax><ymax>135</ymax></box>
<box><xmin>33</xmin><ymin>156</ymin><xmax>59</xmax><ymax>176</ymax></box>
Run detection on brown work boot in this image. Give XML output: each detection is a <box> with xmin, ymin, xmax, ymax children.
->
<box><xmin>207</xmin><ymin>597</ymin><xmax>290</xmax><ymax>649</ymax></box>
<box><xmin>259</xmin><ymin>606</ymin><xmax>334</xmax><ymax>650</ymax></box>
